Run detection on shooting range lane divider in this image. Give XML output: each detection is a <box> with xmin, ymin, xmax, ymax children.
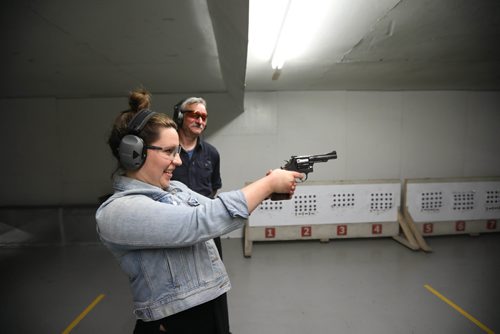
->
<box><xmin>403</xmin><ymin>177</ymin><xmax>500</xmax><ymax>251</ymax></box>
<box><xmin>62</xmin><ymin>294</ymin><xmax>105</xmax><ymax>334</ymax></box>
<box><xmin>424</xmin><ymin>284</ymin><xmax>495</xmax><ymax>334</ymax></box>
<box><xmin>244</xmin><ymin>179</ymin><xmax>420</xmax><ymax>257</ymax></box>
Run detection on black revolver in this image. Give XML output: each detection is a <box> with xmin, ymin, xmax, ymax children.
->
<box><xmin>271</xmin><ymin>150</ymin><xmax>337</xmax><ymax>201</ymax></box>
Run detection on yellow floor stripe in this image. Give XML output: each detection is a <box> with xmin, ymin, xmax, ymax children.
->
<box><xmin>62</xmin><ymin>294</ymin><xmax>105</xmax><ymax>334</ymax></box>
<box><xmin>424</xmin><ymin>284</ymin><xmax>494</xmax><ymax>334</ymax></box>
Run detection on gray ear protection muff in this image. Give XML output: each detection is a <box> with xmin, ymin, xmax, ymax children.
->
<box><xmin>119</xmin><ymin>109</ymin><xmax>157</xmax><ymax>170</ymax></box>
<box><xmin>173</xmin><ymin>99</ymin><xmax>186</xmax><ymax>128</ymax></box>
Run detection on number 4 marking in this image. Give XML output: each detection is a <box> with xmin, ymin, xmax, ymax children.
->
<box><xmin>372</xmin><ymin>224</ymin><xmax>382</xmax><ymax>235</ymax></box>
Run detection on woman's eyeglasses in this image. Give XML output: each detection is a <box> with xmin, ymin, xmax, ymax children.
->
<box><xmin>146</xmin><ymin>145</ymin><xmax>182</xmax><ymax>158</ymax></box>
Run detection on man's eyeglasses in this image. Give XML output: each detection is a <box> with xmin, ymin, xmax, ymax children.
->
<box><xmin>146</xmin><ymin>145</ymin><xmax>182</xmax><ymax>158</ymax></box>
<box><xmin>184</xmin><ymin>110</ymin><xmax>208</xmax><ymax>122</ymax></box>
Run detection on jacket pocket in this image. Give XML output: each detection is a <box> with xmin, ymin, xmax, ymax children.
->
<box><xmin>141</xmin><ymin>250</ymin><xmax>178</xmax><ymax>292</ymax></box>
<box><xmin>193</xmin><ymin>241</ymin><xmax>218</xmax><ymax>284</ymax></box>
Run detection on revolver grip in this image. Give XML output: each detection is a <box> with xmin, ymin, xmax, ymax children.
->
<box><xmin>269</xmin><ymin>172</ymin><xmax>306</xmax><ymax>201</ymax></box>
<box><xmin>270</xmin><ymin>192</ymin><xmax>292</xmax><ymax>201</ymax></box>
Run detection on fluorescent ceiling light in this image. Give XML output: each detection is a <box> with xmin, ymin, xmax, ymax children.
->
<box><xmin>249</xmin><ymin>0</ymin><xmax>333</xmax><ymax>71</ymax></box>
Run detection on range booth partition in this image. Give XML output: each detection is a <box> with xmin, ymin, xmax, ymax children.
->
<box><xmin>244</xmin><ymin>177</ymin><xmax>500</xmax><ymax>257</ymax></box>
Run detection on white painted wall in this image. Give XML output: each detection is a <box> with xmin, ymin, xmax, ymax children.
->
<box><xmin>211</xmin><ymin>91</ymin><xmax>499</xmax><ymax>189</ymax></box>
<box><xmin>207</xmin><ymin>91</ymin><xmax>500</xmax><ymax>236</ymax></box>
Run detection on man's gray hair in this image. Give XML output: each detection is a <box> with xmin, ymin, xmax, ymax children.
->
<box><xmin>181</xmin><ymin>97</ymin><xmax>207</xmax><ymax>111</ymax></box>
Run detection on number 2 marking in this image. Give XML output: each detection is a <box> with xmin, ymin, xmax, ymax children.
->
<box><xmin>301</xmin><ymin>226</ymin><xmax>312</xmax><ymax>237</ymax></box>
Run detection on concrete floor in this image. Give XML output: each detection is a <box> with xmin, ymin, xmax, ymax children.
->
<box><xmin>1</xmin><ymin>234</ymin><xmax>499</xmax><ymax>334</ymax></box>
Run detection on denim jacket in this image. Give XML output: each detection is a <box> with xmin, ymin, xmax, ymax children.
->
<box><xmin>95</xmin><ymin>176</ymin><xmax>248</xmax><ymax>321</ymax></box>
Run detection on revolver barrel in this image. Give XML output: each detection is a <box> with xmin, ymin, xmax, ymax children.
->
<box><xmin>310</xmin><ymin>150</ymin><xmax>337</xmax><ymax>162</ymax></box>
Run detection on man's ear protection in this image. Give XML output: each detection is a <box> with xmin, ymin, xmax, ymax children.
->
<box><xmin>173</xmin><ymin>99</ymin><xmax>186</xmax><ymax>128</ymax></box>
<box><xmin>118</xmin><ymin>109</ymin><xmax>157</xmax><ymax>170</ymax></box>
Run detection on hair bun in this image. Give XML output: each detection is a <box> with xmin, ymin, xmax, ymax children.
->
<box><xmin>128</xmin><ymin>88</ymin><xmax>152</xmax><ymax>112</ymax></box>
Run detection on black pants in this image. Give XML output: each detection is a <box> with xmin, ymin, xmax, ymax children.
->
<box><xmin>133</xmin><ymin>294</ymin><xmax>230</xmax><ymax>334</ymax></box>
<box><xmin>213</xmin><ymin>237</ymin><xmax>231</xmax><ymax>333</ymax></box>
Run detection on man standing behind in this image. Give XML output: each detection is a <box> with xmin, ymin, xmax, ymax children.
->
<box><xmin>172</xmin><ymin>97</ymin><xmax>222</xmax><ymax>200</ymax></box>
<box><xmin>172</xmin><ymin>97</ymin><xmax>231</xmax><ymax>333</ymax></box>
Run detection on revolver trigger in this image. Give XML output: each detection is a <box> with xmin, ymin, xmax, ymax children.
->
<box><xmin>297</xmin><ymin>174</ymin><xmax>308</xmax><ymax>183</ymax></box>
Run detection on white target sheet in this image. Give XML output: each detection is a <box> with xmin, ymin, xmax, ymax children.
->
<box><xmin>249</xmin><ymin>180</ymin><xmax>401</xmax><ymax>227</ymax></box>
<box><xmin>405</xmin><ymin>178</ymin><xmax>500</xmax><ymax>222</ymax></box>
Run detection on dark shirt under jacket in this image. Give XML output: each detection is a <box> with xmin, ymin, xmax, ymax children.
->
<box><xmin>172</xmin><ymin>138</ymin><xmax>222</xmax><ymax>199</ymax></box>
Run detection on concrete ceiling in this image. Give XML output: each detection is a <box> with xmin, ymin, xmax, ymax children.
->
<box><xmin>1</xmin><ymin>0</ymin><xmax>248</xmax><ymax>104</ymax></box>
<box><xmin>1</xmin><ymin>0</ymin><xmax>499</xmax><ymax>107</ymax></box>
<box><xmin>246</xmin><ymin>0</ymin><xmax>500</xmax><ymax>91</ymax></box>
